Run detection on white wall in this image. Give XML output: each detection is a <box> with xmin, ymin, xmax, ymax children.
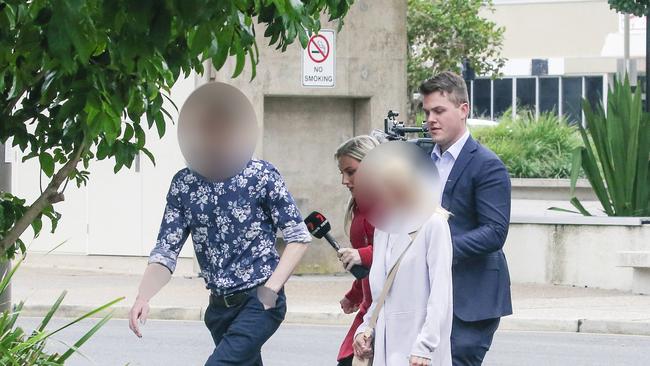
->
<box><xmin>16</xmin><ymin>74</ymin><xmax>197</xmax><ymax>257</ymax></box>
<box><xmin>505</xmin><ymin>218</ymin><xmax>650</xmax><ymax>291</ymax></box>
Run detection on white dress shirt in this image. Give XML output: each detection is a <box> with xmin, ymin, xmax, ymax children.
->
<box><xmin>431</xmin><ymin>129</ymin><xmax>470</xmax><ymax>201</ymax></box>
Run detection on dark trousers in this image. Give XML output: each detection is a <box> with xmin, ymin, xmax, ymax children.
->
<box><xmin>451</xmin><ymin>316</ymin><xmax>500</xmax><ymax>366</ymax></box>
<box><xmin>203</xmin><ymin>289</ymin><xmax>286</xmax><ymax>366</ymax></box>
<box><xmin>337</xmin><ymin>356</ymin><xmax>353</xmax><ymax>366</ymax></box>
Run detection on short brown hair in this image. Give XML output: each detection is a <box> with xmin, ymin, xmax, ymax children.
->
<box><xmin>419</xmin><ymin>71</ymin><xmax>469</xmax><ymax>106</ymax></box>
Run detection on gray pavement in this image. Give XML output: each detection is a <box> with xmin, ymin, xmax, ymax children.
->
<box><xmin>17</xmin><ymin>318</ymin><xmax>650</xmax><ymax>366</ymax></box>
<box><xmin>11</xmin><ymin>254</ymin><xmax>650</xmax><ymax>336</ymax></box>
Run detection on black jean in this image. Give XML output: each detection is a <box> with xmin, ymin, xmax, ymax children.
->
<box><xmin>203</xmin><ymin>289</ymin><xmax>286</xmax><ymax>366</ymax></box>
<box><xmin>337</xmin><ymin>356</ymin><xmax>353</xmax><ymax>366</ymax></box>
<box><xmin>451</xmin><ymin>316</ymin><xmax>500</xmax><ymax>366</ymax></box>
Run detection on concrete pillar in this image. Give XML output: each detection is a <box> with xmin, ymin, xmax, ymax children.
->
<box><xmin>633</xmin><ymin>268</ymin><xmax>650</xmax><ymax>295</ymax></box>
<box><xmin>0</xmin><ymin>143</ymin><xmax>12</xmax><ymax>311</ymax></box>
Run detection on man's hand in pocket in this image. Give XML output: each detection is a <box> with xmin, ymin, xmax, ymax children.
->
<box><xmin>257</xmin><ymin>286</ymin><xmax>279</xmax><ymax>310</ymax></box>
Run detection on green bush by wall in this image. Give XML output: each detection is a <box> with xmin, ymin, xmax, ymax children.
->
<box><xmin>472</xmin><ymin>111</ymin><xmax>582</xmax><ymax>179</ymax></box>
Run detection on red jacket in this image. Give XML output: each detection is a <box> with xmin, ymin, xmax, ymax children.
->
<box><xmin>337</xmin><ymin>208</ymin><xmax>374</xmax><ymax>361</ymax></box>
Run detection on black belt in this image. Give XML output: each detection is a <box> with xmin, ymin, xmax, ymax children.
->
<box><xmin>210</xmin><ymin>286</ymin><xmax>259</xmax><ymax>308</ymax></box>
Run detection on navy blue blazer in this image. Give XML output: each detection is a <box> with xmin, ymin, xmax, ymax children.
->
<box><xmin>439</xmin><ymin>135</ymin><xmax>512</xmax><ymax>322</ymax></box>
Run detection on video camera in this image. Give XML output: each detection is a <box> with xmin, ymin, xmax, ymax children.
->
<box><xmin>372</xmin><ymin>110</ymin><xmax>435</xmax><ymax>156</ymax></box>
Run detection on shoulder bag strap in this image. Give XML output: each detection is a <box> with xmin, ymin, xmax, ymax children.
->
<box><xmin>366</xmin><ymin>230</ymin><xmax>420</xmax><ymax>332</ymax></box>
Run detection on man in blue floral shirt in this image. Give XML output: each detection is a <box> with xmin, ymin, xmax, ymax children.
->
<box><xmin>152</xmin><ymin>159</ymin><xmax>310</xmax><ymax>294</ymax></box>
<box><xmin>129</xmin><ymin>159</ymin><xmax>311</xmax><ymax>365</ymax></box>
<box><xmin>128</xmin><ymin>81</ymin><xmax>311</xmax><ymax>366</ymax></box>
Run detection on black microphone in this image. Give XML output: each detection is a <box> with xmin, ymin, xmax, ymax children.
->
<box><xmin>304</xmin><ymin>211</ymin><xmax>370</xmax><ymax>280</ymax></box>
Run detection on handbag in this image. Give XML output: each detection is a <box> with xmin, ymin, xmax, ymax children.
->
<box><xmin>352</xmin><ymin>230</ymin><xmax>420</xmax><ymax>366</ymax></box>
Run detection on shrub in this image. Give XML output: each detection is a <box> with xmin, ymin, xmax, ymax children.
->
<box><xmin>567</xmin><ymin>77</ymin><xmax>650</xmax><ymax>216</ymax></box>
<box><xmin>472</xmin><ymin>110</ymin><xmax>582</xmax><ymax>179</ymax></box>
<box><xmin>0</xmin><ymin>257</ymin><xmax>122</xmax><ymax>365</ymax></box>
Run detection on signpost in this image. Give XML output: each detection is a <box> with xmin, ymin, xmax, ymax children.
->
<box><xmin>302</xmin><ymin>30</ymin><xmax>335</xmax><ymax>88</ymax></box>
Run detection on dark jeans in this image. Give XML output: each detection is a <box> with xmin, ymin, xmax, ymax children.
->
<box><xmin>203</xmin><ymin>289</ymin><xmax>286</xmax><ymax>366</ymax></box>
<box><xmin>337</xmin><ymin>356</ymin><xmax>353</xmax><ymax>366</ymax></box>
<box><xmin>451</xmin><ymin>316</ymin><xmax>500</xmax><ymax>366</ymax></box>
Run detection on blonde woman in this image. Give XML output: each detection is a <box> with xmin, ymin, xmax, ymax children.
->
<box><xmin>334</xmin><ymin>135</ymin><xmax>381</xmax><ymax>366</ymax></box>
<box><xmin>352</xmin><ymin>142</ymin><xmax>453</xmax><ymax>366</ymax></box>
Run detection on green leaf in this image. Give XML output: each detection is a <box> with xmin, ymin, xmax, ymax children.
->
<box><xmin>0</xmin><ymin>255</ymin><xmax>23</xmax><ymax>296</ymax></box>
<box><xmin>31</xmin><ymin>217</ymin><xmax>43</xmax><ymax>237</ymax></box>
<box><xmin>39</xmin><ymin>152</ymin><xmax>55</xmax><ymax>177</ymax></box>
<box><xmin>231</xmin><ymin>39</ymin><xmax>246</xmax><ymax>78</ymax></box>
<box><xmin>569</xmin><ymin>197</ymin><xmax>593</xmax><ymax>216</ymax></box>
<box><xmin>141</xmin><ymin>147</ymin><xmax>156</xmax><ymax>166</ymax></box>
<box><xmin>154</xmin><ymin>111</ymin><xmax>166</xmax><ymax>138</ymax></box>
<box><xmin>548</xmin><ymin>206</ymin><xmax>582</xmax><ymax>215</ymax></box>
<box><xmin>38</xmin><ymin>291</ymin><xmax>67</xmax><ymax>332</ymax></box>
<box><xmin>190</xmin><ymin>25</ymin><xmax>212</xmax><ymax>55</ymax></box>
<box><xmin>57</xmin><ymin>312</ymin><xmax>114</xmax><ymax>362</ymax></box>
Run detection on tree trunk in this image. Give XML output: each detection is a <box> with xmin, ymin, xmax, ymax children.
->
<box><xmin>0</xmin><ymin>143</ymin><xmax>85</xmax><ymax>257</ymax></box>
<box><xmin>0</xmin><ymin>143</ymin><xmax>12</xmax><ymax>311</ymax></box>
<box><xmin>0</xmin><ymin>260</ymin><xmax>10</xmax><ymax>312</ymax></box>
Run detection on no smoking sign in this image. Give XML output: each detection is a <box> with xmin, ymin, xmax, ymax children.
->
<box><xmin>302</xmin><ymin>30</ymin><xmax>335</xmax><ymax>87</ymax></box>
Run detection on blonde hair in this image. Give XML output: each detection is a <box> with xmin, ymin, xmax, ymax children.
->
<box><xmin>334</xmin><ymin>135</ymin><xmax>380</xmax><ymax>234</ymax></box>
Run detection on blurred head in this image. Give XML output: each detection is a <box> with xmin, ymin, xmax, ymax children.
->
<box><xmin>334</xmin><ymin>135</ymin><xmax>380</xmax><ymax>196</ymax></box>
<box><xmin>178</xmin><ymin>82</ymin><xmax>257</xmax><ymax>181</ymax></box>
<box><xmin>420</xmin><ymin>71</ymin><xmax>470</xmax><ymax>152</ymax></box>
<box><xmin>355</xmin><ymin>141</ymin><xmax>441</xmax><ymax>234</ymax></box>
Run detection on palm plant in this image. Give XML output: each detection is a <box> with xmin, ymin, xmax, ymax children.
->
<box><xmin>566</xmin><ymin>77</ymin><xmax>650</xmax><ymax>216</ymax></box>
<box><xmin>0</xmin><ymin>256</ymin><xmax>122</xmax><ymax>365</ymax></box>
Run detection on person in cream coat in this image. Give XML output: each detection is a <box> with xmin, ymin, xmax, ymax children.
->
<box><xmin>353</xmin><ymin>143</ymin><xmax>453</xmax><ymax>366</ymax></box>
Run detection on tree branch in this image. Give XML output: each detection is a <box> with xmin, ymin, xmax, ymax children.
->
<box><xmin>0</xmin><ymin>143</ymin><xmax>86</xmax><ymax>256</ymax></box>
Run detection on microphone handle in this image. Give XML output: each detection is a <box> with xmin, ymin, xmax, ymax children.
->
<box><xmin>323</xmin><ymin>232</ymin><xmax>341</xmax><ymax>251</ymax></box>
<box><xmin>324</xmin><ymin>233</ymin><xmax>370</xmax><ymax>280</ymax></box>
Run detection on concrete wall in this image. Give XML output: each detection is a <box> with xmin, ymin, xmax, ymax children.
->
<box><xmin>510</xmin><ymin>178</ymin><xmax>597</xmax><ymax>201</ymax></box>
<box><xmin>489</xmin><ymin>1</ymin><xmax>618</xmax><ymax>59</ymax></box>
<box><xmin>13</xmin><ymin>74</ymin><xmax>197</xmax><ymax>258</ymax></box>
<box><xmin>505</xmin><ymin>217</ymin><xmax>650</xmax><ymax>291</ymax></box>
<box><xmin>486</xmin><ymin>0</ymin><xmax>638</xmax><ymax>75</ymax></box>
<box><xmin>213</xmin><ymin>0</ymin><xmax>408</xmax><ymax>272</ymax></box>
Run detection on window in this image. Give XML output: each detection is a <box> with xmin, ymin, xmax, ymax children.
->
<box><xmin>493</xmin><ymin>79</ymin><xmax>513</xmax><ymax>118</ymax></box>
<box><xmin>516</xmin><ymin>78</ymin><xmax>536</xmax><ymax>112</ymax></box>
<box><xmin>562</xmin><ymin>77</ymin><xmax>582</xmax><ymax>124</ymax></box>
<box><xmin>473</xmin><ymin>79</ymin><xmax>491</xmax><ymax>118</ymax></box>
<box><xmin>539</xmin><ymin>77</ymin><xmax>559</xmax><ymax>115</ymax></box>
<box><xmin>584</xmin><ymin>76</ymin><xmax>604</xmax><ymax>110</ymax></box>
<box><xmin>467</xmin><ymin>75</ymin><xmax>605</xmax><ymax>124</ymax></box>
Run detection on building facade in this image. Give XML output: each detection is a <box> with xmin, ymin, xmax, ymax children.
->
<box><xmin>15</xmin><ymin>0</ymin><xmax>408</xmax><ymax>274</ymax></box>
<box><xmin>475</xmin><ymin>0</ymin><xmax>641</xmax><ymax>124</ymax></box>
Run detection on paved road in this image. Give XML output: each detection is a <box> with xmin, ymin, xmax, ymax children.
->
<box><xmin>18</xmin><ymin>318</ymin><xmax>650</xmax><ymax>365</ymax></box>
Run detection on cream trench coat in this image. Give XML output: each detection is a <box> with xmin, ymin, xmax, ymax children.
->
<box><xmin>355</xmin><ymin>212</ymin><xmax>453</xmax><ymax>366</ymax></box>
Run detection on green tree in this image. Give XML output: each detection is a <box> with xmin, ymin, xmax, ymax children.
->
<box><xmin>407</xmin><ymin>0</ymin><xmax>505</xmax><ymax>119</ymax></box>
<box><xmin>0</xmin><ymin>0</ymin><xmax>354</xmax><ymax>259</ymax></box>
<box><xmin>608</xmin><ymin>0</ymin><xmax>649</xmax><ymax>16</ymax></box>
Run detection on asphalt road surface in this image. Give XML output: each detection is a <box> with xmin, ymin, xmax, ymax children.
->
<box><xmin>17</xmin><ymin>318</ymin><xmax>650</xmax><ymax>366</ymax></box>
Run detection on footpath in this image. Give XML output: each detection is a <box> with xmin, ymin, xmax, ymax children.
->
<box><xmin>12</xmin><ymin>254</ymin><xmax>650</xmax><ymax>336</ymax></box>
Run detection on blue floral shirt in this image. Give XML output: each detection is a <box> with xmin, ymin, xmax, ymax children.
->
<box><xmin>149</xmin><ymin>159</ymin><xmax>311</xmax><ymax>295</ymax></box>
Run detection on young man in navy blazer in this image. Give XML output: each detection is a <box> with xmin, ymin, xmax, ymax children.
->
<box><xmin>419</xmin><ymin>71</ymin><xmax>512</xmax><ymax>366</ymax></box>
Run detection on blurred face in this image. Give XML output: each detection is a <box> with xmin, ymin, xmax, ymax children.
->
<box><xmin>196</xmin><ymin>108</ymin><xmax>241</xmax><ymax>157</ymax></box>
<box><xmin>354</xmin><ymin>141</ymin><xmax>439</xmax><ymax>233</ymax></box>
<box><xmin>178</xmin><ymin>82</ymin><xmax>258</xmax><ymax>182</ymax></box>
<box><xmin>338</xmin><ymin>155</ymin><xmax>361</xmax><ymax>195</ymax></box>
<box><xmin>422</xmin><ymin>91</ymin><xmax>469</xmax><ymax>152</ymax></box>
